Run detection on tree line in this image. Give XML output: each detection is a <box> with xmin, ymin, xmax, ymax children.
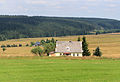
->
<box><xmin>0</xmin><ymin>15</ymin><xmax>120</xmax><ymax>41</ymax></box>
<box><xmin>1</xmin><ymin>44</ymin><xmax>29</xmax><ymax>48</ymax></box>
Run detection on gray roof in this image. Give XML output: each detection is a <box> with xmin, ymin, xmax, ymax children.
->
<box><xmin>55</xmin><ymin>41</ymin><xmax>83</xmax><ymax>53</ymax></box>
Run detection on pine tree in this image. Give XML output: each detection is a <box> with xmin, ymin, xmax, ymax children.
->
<box><xmin>2</xmin><ymin>48</ymin><xmax>6</xmax><ymax>52</ymax></box>
<box><xmin>82</xmin><ymin>36</ymin><xmax>91</xmax><ymax>56</ymax></box>
<box><xmin>93</xmin><ymin>47</ymin><xmax>102</xmax><ymax>57</ymax></box>
<box><xmin>51</xmin><ymin>38</ymin><xmax>55</xmax><ymax>43</ymax></box>
<box><xmin>46</xmin><ymin>39</ymin><xmax>50</xmax><ymax>43</ymax></box>
<box><xmin>77</xmin><ymin>37</ymin><xmax>80</xmax><ymax>41</ymax></box>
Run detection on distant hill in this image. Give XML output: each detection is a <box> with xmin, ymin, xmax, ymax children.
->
<box><xmin>0</xmin><ymin>15</ymin><xmax>120</xmax><ymax>41</ymax></box>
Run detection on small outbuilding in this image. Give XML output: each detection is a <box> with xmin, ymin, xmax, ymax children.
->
<box><xmin>33</xmin><ymin>42</ymin><xmax>40</xmax><ymax>46</ymax></box>
<box><xmin>49</xmin><ymin>41</ymin><xmax>83</xmax><ymax>57</ymax></box>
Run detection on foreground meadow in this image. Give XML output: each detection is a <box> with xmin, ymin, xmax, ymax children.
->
<box><xmin>0</xmin><ymin>33</ymin><xmax>120</xmax><ymax>57</ymax></box>
<box><xmin>0</xmin><ymin>57</ymin><xmax>120</xmax><ymax>82</ymax></box>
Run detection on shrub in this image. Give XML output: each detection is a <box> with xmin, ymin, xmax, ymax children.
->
<box><xmin>1</xmin><ymin>45</ymin><xmax>6</xmax><ymax>48</ymax></box>
<box><xmin>7</xmin><ymin>44</ymin><xmax>11</xmax><ymax>47</ymax></box>
<box><xmin>46</xmin><ymin>39</ymin><xmax>50</xmax><ymax>43</ymax></box>
<box><xmin>30</xmin><ymin>42</ymin><xmax>35</xmax><ymax>46</ymax></box>
<box><xmin>41</xmin><ymin>40</ymin><xmax>45</xmax><ymax>44</ymax></box>
<box><xmin>93</xmin><ymin>47</ymin><xmax>102</xmax><ymax>57</ymax></box>
<box><xmin>77</xmin><ymin>37</ymin><xmax>80</xmax><ymax>41</ymax></box>
<box><xmin>19</xmin><ymin>44</ymin><xmax>22</xmax><ymax>47</ymax></box>
<box><xmin>26</xmin><ymin>44</ymin><xmax>29</xmax><ymax>47</ymax></box>
<box><xmin>11</xmin><ymin>44</ymin><xmax>17</xmax><ymax>47</ymax></box>
<box><xmin>31</xmin><ymin>47</ymin><xmax>43</xmax><ymax>56</ymax></box>
<box><xmin>2</xmin><ymin>47</ymin><xmax>6</xmax><ymax>52</ymax></box>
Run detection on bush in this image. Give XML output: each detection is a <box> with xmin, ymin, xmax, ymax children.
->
<box><xmin>2</xmin><ymin>47</ymin><xmax>6</xmax><ymax>52</ymax></box>
<box><xmin>93</xmin><ymin>47</ymin><xmax>102</xmax><ymax>57</ymax></box>
<box><xmin>1</xmin><ymin>45</ymin><xmax>6</xmax><ymax>48</ymax></box>
<box><xmin>7</xmin><ymin>44</ymin><xmax>11</xmax><ymax>47</ymax></box>
<box><xmin>19</xmin><ymin>44</ymin><xmax>22</xmax><ymax>47</ymax></box>
<box><xmin>41</xmin><ymin>40</ymin><xmax>45</xmax><ymax>44</ymax></box>
<box><xmin>46</xmin><ymin>39</ymin><xmax>50</xmax><ymax>43</ymax></box>
<box><xmin>77</xmin><ymin>37</ymin><xmax>80</xmax><ymax>41</ymax></box>
<box><xmin>26</xmin><ymin>44</ymin><xmax>29</xmax><ymax>47</ymax></box>
<box><xmin>30</xmin><ymin>42</ymin><xmax>35</xmax><ymax>46</ymax></box>
<box><xmin>11</xmin><ymin>44</ymin><xmax>17</xmax><ymax>47</ymax></box>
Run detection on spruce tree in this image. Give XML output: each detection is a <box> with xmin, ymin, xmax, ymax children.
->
<box><xmin>2</xmin><ymin>48</ymin><xmax>6</xmax><ymax>52</ymax></box>
<box><xmin>77</xmin><ymin>37</ymin><xmax>80</xmax><ymax>41</ymax></box>
<box><xmin>82</xmin><ymin>36</ymin><xmax>91</xmax><ymax>56</ymax></box>
<box><xmin>46</xmin><ymin>39</ymin><xmax>50</xmax><ymax>43</ymax></box>
<box><xmin>93</xmin><ymin>47</ymin><xmax>102</xmax><ymax>57</ymax></box>
<box><xmin>51</xmin><ymin>38</ymin><xmax>55</xmax><ymax>43</ymax></box>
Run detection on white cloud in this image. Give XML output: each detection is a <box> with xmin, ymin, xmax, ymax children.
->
<box><xmin>0</xmin><ymin>0</ymin><xmax>119</xmax><ymax>20</ymax></box>
<box><xmin>87</xmin><ymin>0</ymin><xmax>97</xmax><ymax>2</ymax></box>
<box><xmin>26</xmin><ymin>0</ymin><xmax>48</xmax><ymax>4</ymax></box>
<box><xmin>0</xmin><ymin>0</ymin><xmax>5</xmax><ymax>3</ymax></box>
<box><xmin>104</xmin><ymin>0</ymin><xmax>115</xmax><ymax>2</ymax></box>
<box><xmin>80</xmin><ymin>6</ymin><xmax>88</xmax><ymax>10</ymax></box>
<box><xmin>108</xmin><ymin>4</ymin><xmax>117</xmax><ymax>7</ymax></box>
<box><xmin>25</xmin><ymin>0</ymin><xmax>61</xmax><ymax>7</ymax></box>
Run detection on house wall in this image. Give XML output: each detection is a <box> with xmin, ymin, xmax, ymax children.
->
<box><xmin>49</xmin><ymin>53</ymin><xmax>56</xmax><ymax>57</ymax></box>
<box><xmin>71</xmin><ymin>53</ymin><xmax>82</xmax><ymax>57</ymax></box>
<box><xmin>54</xmin><ymin>53</ymin><xmax>82</xmax><ymax>57</ymax></box>
<box><xmin>55</xmin><ymin>53</ymin><xmax>61</xmax><ymax>56</ymax></box>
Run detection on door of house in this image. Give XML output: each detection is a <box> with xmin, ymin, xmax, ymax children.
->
<box><xmin>63</xmin><ymin>53</ymin><xmax>71</xmax><ymax>56</ymax></box>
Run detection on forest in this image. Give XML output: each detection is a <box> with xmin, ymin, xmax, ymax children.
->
<box><xmin>0</xmin><ymin>15</ymin><xmax>120</xmax><ymax>41</ymax></box>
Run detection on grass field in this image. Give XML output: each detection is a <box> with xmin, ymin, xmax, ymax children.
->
<box><xmin>0</xmin><ymin>33</ymin><xmax>120</xmax><ymax>57</ymax></box>
<box><xmin>0</xmin><ymin>34</ymin><xmax>120</xmax><ymax>82</ymax></box>
<box><xmin>0</xmin><ymin>57</ymin><xmax>120</xmax><ymax>82</ymax></box>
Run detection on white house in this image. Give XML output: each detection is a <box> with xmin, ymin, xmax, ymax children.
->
<box><xmin>49</xmin><ymin>41</ymin><xmax>83</xmax><ymax>57</ymax></box>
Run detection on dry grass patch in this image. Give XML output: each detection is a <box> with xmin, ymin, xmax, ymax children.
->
<box><xmin>0</xmin><ymin>34</ymin><xmax>120</xmax><ymax>57</ymax></box>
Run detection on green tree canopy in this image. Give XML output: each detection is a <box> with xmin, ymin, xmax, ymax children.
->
<box><xmin>82</xmin><ymin>36</ymin><xmax>91</xmax><ymax>56</ymax></box>
<box><xmin>43</xmin><ymin>42</ymin><xmax>56</xmax><ymax>56</ymax></box>
<box><xmin>93</xmin><ymin>47</ymin><xmax>102</xmax><ymax>57</ymax></box>
<box><xmin>77</xmin><ymin>37</ymin><xmax>80</xmax><ymax>41</ymax></box>
<box><xmin>2</xmin><ymin>48</ymin><xmax>6</xmax><ymax>52</ymax></box>
<box><xmin>30</xmin><ymin>42</ymin><xmax>35</xmax><ymax>46</ymax></box>
<box><xmin>31</xmin><ymin>47</ymin><xmax>43</xmax><ymax>56</ymax></box>
<box><xmin>51</xmin><ymin>38</ymin><xmax>55</xmax><ymax>43</ymax></box>
<box><xmin>41</xmin><ymin>39</ymin><xmax>45</xmax><ymax>44</ymax></box>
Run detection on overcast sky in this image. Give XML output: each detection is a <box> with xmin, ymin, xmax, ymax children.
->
<box><xmin>0</xmin><ymin>0</ymin><xmax>120</xmax><ymax>20</ymax></box>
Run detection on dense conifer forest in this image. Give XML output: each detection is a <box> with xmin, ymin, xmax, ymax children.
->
<box><xmin>0</xmin><ymin>15</ymin><xmax>120</xmax><ymax>41</ymax></box>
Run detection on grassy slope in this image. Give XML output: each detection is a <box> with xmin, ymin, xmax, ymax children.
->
<box><xmin>0</xmin><ymin>57</ymin><xmax>120</xmax><ymax>82</ymax></box>
<box><xmin>0</xmin><ymin>33</ymin><xmax>120</xmax><ymax>57</ymax></box>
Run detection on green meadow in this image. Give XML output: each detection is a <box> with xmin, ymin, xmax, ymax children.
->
<box><xmin>0</xmin><ymin>57</ymin><xmax>120</xmax><ymax>82</ymax></box>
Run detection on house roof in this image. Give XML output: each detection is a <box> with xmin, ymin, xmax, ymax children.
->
<box><xmin>55</xmin><ymin>41</ymin><xmax>83</xmax><ymax>53</ymax></box>
<box><xmin>35</xmin><ymin>42</ymin><xmax>40</xmax><ymax>45</ymax></box>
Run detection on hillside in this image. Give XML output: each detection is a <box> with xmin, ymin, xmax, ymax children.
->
<box><xmin>0</xmin><ymin>15</ymin><xmax>120</xmax><ymax>40</ymax></box>
<box><xmin>0</xmin><ymin>33</ymin><xmax>120</xmax><ymax>58</ymax></box>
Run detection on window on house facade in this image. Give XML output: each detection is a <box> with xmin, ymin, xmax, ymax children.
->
<box><xmin>66</xmin><ymin>47</ymin><xmax>70</xmax><ymax>51</ymax></box>
<box><xmin>77</xmin><ymin>53</ymin><xmax>79</xmax><ymax>56</ymax></box>
<box><xmin>73</xmin><ymin>53</ymin><xmax>75</xmax><ymax>56</ymax></box>
<box><xmin>60</xmin><ymin>53</ymin><xmax>62</xmax><ymax>56</ymax></box>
